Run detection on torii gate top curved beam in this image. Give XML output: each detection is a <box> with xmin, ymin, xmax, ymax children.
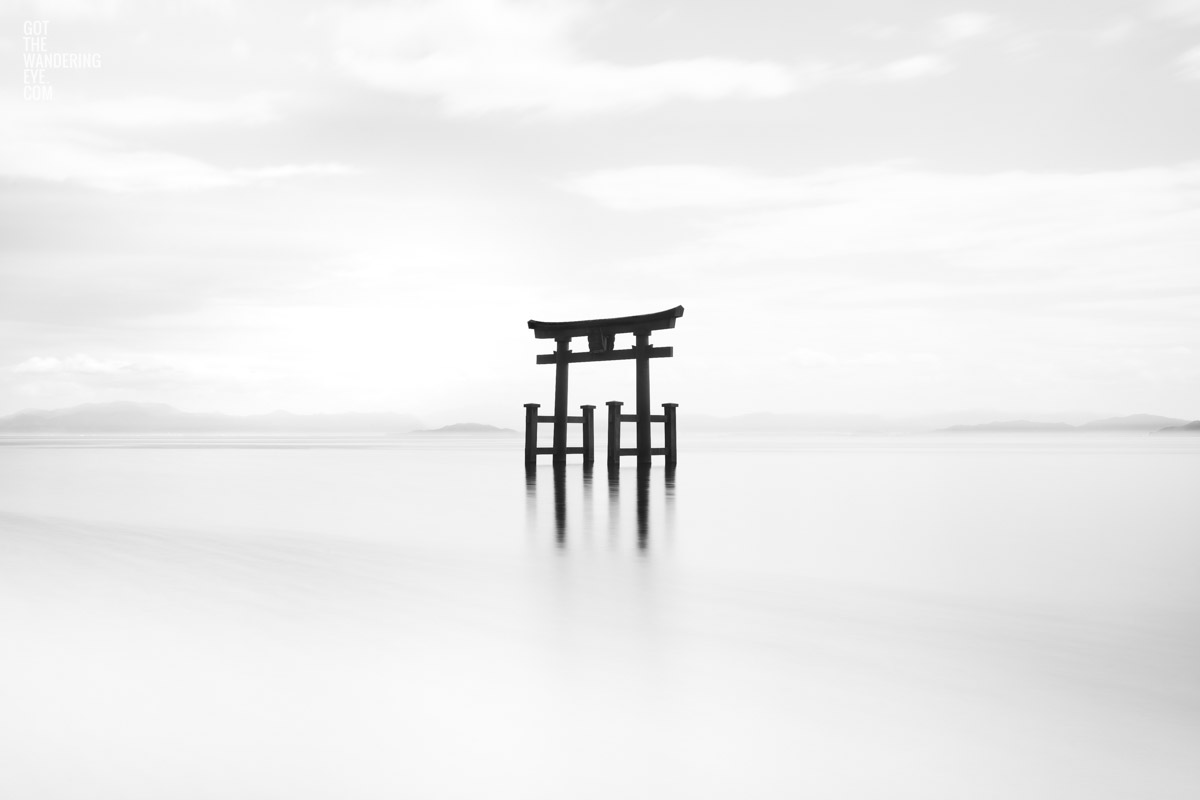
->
<box><xmin>527</xmin><ymin>305</ymin><xmax>684</xmax><ymax>340</ymax></box>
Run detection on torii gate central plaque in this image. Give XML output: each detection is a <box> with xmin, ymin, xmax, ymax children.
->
<box><xmin>525</xmin><ymin>305</ymin><xmax>683</xmax><ymax>467</ymax></box>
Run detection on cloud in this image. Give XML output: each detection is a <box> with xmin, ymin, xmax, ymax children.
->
<box><xmin>1089</xmin><ymin>18</ymin><xmax>1137</xmax><ymax>46</ymax></box>
<box><xmin>871</xmin><ymin>54</ymin><xmax>952</xmax><ymax>82</ymax></box>
<box><xmin>70</xmin><ymin>94</ymin><xmax>284</xmax><ymax>127</ymax></box>
<box><xmin>1179</xmin><ymin>45</ymin><xmax>1200</xmax><ymax>79</ymax></box>
<box><xmin>787</xmin><ymin>348</ymin><xmax>840</xmax><ymax>368</ymax></box>
<box><xmin>782</xmin><ymin>349</ymin><xmax>939</xmax><ymax>370</ymax></box>
<box><xmin>332</xmin><ymin>0</ymin><xmax>799</xmax><ymax>116</ymax></box>
<box><xmin>0</xmin><ymin>107</ymin><xmax>355</xmax><ymax>191</ymax></box>
<box><xmin>935</xmin><ymin>12</ymin><xmax>995</xmax><ymax>44</ymax></box>
<box><xmin>7</xmin><ymin>352</ymin><xmax>269</xmax><ymax>390</ymax></box>
<box><xmin>5</xmin><ymin>352</ymin><xmax>259</xmax><ymax>405</ymax></box>
<box><xmin>12</xmin><ymin>354</ymin><xmax>170</xmax><ymax>376</ymax></box>
<box><xmin>233</xmin><ymin>164</ymin><xmax>357</xmax><ymax>181</ymax></box>
<box><xmin>1154</xmin><ymin>0</ymin><xmax>1200</xmax><ymax>25</ymax></box>
<box><xmin>567</xmin><ymin>162</ymin><xmax>1200</xmax><ymax>284</ymax></box>
<box><xmin>567</xmin><ymin>165</ymin><xmax>818</xmax><ymax>211</ymax></box>
<box><xmin>0</xmin><ymin>80</ymin><xmax>352</xmax><ymax>191</ymax></box>
<box><xmin>2</xmin><ymin>139</ymin><xmax>354</xmax><ymax>191</ymax></box>
<box><xmin>18</xmin><ymin>0</ymin><xmax>129</xmax><ymax>17</ymax></box>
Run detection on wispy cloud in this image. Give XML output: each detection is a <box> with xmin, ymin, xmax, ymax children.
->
<box><xmin>935</xmin><ymin>12</ymin><xmax>996</xmax><ymax>44</ymax></box>
<box><xmin>1</xmin><ymin>140</ymin><xmax>355</xmax><ymax>192</ymax></box>
<box><xmin>1154</xmin><ymin>0</ymin><xmax>1200</xmax><ymax>25</ymax></box>
<box><xmin>4</xmin><ymin>352</ymin><xmax>270</xmax><ymax>408</ymax></box>
<box><xmin>1088</xmin><ymin>18</ymin><xmax>1137</xmax><ymax>46</ymax></box>
<box><xmin>1178</xmin><ymin>45</ymin><xmax>1200</xmax><ymax>78</ymax></box>
<box><xmin>330</xmin><ymin>1</ymin><xmax>959</xmax><ymax>117</ymax></box>
<box><xmin>872</xmin><ymin>54</ymin><xmax>952</xmax><ymax>82</ymax></box>
<box><xmin>568</xmin><ymin>162</ymin><xmax>1200</xmax><ymax>280</ymax></box>
<box><xmin>0</xmin><ymin>107</ymin><xmax>355</xmax><ymax>192</ymax></box>
<box><xmin>783</xmin><ymin>348</ymin><xmax>942</xmax><ymax>370</ymax></box>
<box><xmin>332</xmin><ymin>0</ymin><xmax>799</xmax><ymax>116</ymax></box>
<box><xmin>12</xmin><ymin>354</ymin><xmax>137</xmax><ymax>374</ymax></box>
<box><xmin>9</xmin><ymin>353</ymin><xmax>192</xmax><ymax>389</ymax></box>
<box><xmin>567</xmin><ymin>164</ymin><xmax>818</xmax><ymax>211</ymax></box>
<box><xmin>68</xmin><ymin>93</ymin><xmax>284</xmax><ymax>128</ymax></box>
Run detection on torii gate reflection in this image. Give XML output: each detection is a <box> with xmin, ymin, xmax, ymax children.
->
<box><xmin>525</xmin><ymin>464</ymin><xmax>676</xmax><ymax>553</ymax></box>
<box><xmin>523</xmin><ymin>306</ymin><xmax>683</xmax><ymax>550</ymax></box>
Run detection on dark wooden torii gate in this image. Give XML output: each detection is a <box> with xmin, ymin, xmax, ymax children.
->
<box><xmin>525</xmin><ymin>305</ymin><xmax>683</xmax><ymax>467</ymax></box>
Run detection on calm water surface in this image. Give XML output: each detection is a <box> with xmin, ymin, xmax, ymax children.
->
<box><xmin>1</xmin><ymin>434</ymin><xmax>1198</xmax><ymax>799</ymax></box>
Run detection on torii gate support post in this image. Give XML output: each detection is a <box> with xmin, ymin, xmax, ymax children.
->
<box><xmin>553</xmin><ymin>337</ymin><xmax>570</xmax><ymax>465</ymax></box>
<box><xmin>524</xmin><ymin>403</ymin><xmax>540</xmax><ymax>468</ymax></box>
<box><xmin>635</xmin><ymin>330</ymin><xmax>652</xmax><ymax>466</ymax></box>
<box><xmin>581</xmin><ymin>405</ymin><xmax>595</xmax><ymax>464</ymax></box>
<box><xmin>606</xmin><ymin>401</ymin><xmax>623</xmax><ymax>469</ymax></box>
<box><xmin>663</xmin><ymin>403</ymin><xmax>678</xmax><ymax>466</ymax></box>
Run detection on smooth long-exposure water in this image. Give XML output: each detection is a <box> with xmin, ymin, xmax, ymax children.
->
<box><xmin>1</xmin><ymin>434</ymin><xmax>1198</xmax><ymax>799</ymax></box>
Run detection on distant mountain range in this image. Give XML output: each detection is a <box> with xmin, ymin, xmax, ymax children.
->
<box><xmin>1154</xmin><ymin>420</ymin><xmax>1200</xmax><ymax>434</ymax></box>
<box><xmin>1</xmin><ymin>403</ymin><xmax>1195</xmax><ymax>436</ymax></box>
<box><xmin>0</xmin><ymin>402</ymin><xmax>423</xmax><ymax>433</ymax></box>
<box><xmin>414</xmin><ymin>423</ymin><xmax>518</xmax><ymax>435</ymax></box>
<box><xmin>940</xmin><ymin>420</ymin><xmax>1078</xmax><ymax>433</ymax></box>
<box><xmin>679</xmin><ymin>410</ymin><xmax>1197</xmax><ymax>434</ymax></box>
<box><xmin>940</xmin><ymin>414</ymin><xmax>1195</xmax><ymax>434</ymax></box>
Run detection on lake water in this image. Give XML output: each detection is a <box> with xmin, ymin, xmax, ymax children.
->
<box><xmin>1</xmin><ymin>434</ymin><xmax>1198</xmax><ymax>799</ymax></box>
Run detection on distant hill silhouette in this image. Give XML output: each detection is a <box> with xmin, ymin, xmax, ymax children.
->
<box><xmin>1079</xmin><ymin>414</ymin><xmax>1189</xmax><ymax>431</ymax></box>
<box><xmin>5</xmin><ymin>404</ymin><xmax>1192</xmax><ymax>437</ymax></box>
<box><xmin>0</xmin><ymin>402</ymin><xmax>422</xmax><ymax>433</ymax></box>
<box><xmin>1152</xmin><ymin>420</ymin><xmax>1200</xmax><ymax>434</ymax></box>
<box><xmin>941</xmin><ymin>420</ymin><xmax>1077</xmax><ymax>433</ymax></box>
<box><xmin>678</xmin><ymin>409</ymin><xmax>1113</xmax><ymax>433</ymax></box>
<box><xmin>414</xmin><ymin>422</ymin><xmax>518</xmax><ymax>434</ymax></box>
<box><xmin>940</xmin><ymin>413</ymin><xmax>1191</xmax><ymax>434</ymax></box>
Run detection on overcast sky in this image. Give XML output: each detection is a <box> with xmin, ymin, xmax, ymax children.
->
<box><xmin>3</xmin><ymin>0</ymin><xmax>1199</xmax><ymax>423</ymax></box>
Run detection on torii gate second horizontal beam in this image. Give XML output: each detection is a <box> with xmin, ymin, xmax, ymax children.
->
<box><xmin>535</xmin><ymin>346</ymin><xmax>673</xmax><ymax>365</ymax></box>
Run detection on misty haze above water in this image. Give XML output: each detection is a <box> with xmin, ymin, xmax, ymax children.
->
<box><xmin>1</xmin><ymin>402</ymin><xmax>1195</xmax><ymax>436</ymax></box>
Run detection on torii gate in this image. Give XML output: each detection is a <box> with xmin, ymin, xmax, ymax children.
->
<box><xmin>525</xmin><ymin>305</ymin><xmax>683</xmax><ymax>468</ymax></box>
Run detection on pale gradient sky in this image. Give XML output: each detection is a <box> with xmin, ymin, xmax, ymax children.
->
<box><xmin>3</xmin><ymin>0</ymin><xmax>1199</xmax><ymax>424</ymax></box>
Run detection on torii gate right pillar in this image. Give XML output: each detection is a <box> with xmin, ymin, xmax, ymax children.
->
<box><xmin>635</xmin><ymin>330</ymin><xmax>652</xmax><ymax>465</ymax></box>
<box><xmin>553</xmin><ymin>337</ymin><xmax>570</xmax><ymax>465</ymax></box>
